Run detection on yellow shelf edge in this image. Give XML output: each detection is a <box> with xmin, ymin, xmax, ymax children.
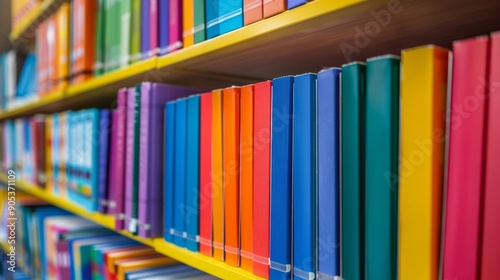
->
<box><xmin>10</xmin><ymin>0</ymin><xmax>56</xmax><ymax>42</ymax></box>
<box><xmin>0</xmin><ymin>89</ymin><xmax>66</xmax><ymax>120</ymax></box>
<box><xmin>157</xmin><ymin>0</ymin><xmax>366</xmax><ymax>69</ymax></box>
<box><xmin>154</xmin><ymin>239</ymin><xmax>265</xmax><ymax>280</ymax></box>
<box><xmin>0</xmin><ymin>175</ymin><xmax>263</xmax><ymax>280</ymax></box>
<box><xmin>66</xmin><ymin>58</ymin><xmax>158</xmax><ymax>96</ymax></box>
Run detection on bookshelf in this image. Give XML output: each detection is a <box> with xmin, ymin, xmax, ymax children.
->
<box><xmin>3</xmin><ymin>0</ymin><xmax>499</xmax><ymax>121</ymax></box>
<box><xmin>0</xmin><ymin>175</ymin><xmax>264</xmax><ymax>280</ymax></box>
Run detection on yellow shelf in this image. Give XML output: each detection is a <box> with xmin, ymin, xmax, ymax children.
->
<box><xmin>0</xmin><ymin>175</ymin><xmax>264</xmax><ymax>280</ymax></box>
<box><xmin>0</xmin><ymin>89</ymin><xmax>65</xmax><ymax>120</ymax></box>
<box><xmin>10</xmin><ymin>0</ymin><xmax>62</xmax><ymax>43</ymax></box>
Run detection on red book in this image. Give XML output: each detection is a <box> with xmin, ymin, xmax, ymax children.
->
<box><xmin>481</xmin><ymin>31</ymin><xmax>500</xmax><ymax>280</ymax></box>
<box><xmin>443</xmin><ymin>36</ymin><xmax>489</xmax><ymax>280</ymax></box>
<box><xmin>71</xmin><ymin>0</ymin><xmax>96</xmax><ymax>84</ymax></box>
<box><xmin>252</xmin><ymin>81</ymin><xmax>271</xmax><ymax>278</ymax></box>
<box><xmin>199</xmin><ymin>92</ymin><xmax>213</xmax><ymax>256</ymax></box>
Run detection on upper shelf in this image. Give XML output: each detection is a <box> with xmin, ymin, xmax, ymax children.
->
<box><xmin>2</xmin><ymin>0</ymin><xmax>500</xmax><ymax>120</ymax></box>
<box><xmin>0</xmin><ymin>175</ymin><xmax>264</xmax><ymax>280</ymax></box>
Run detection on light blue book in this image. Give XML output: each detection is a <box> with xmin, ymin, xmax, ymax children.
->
<box><xmin>173</xmin><ymin>99</ymin><xmax>187</xmax><ymax>247</ymax></box>
<box><xmin>218</xmin><ymin>0</ymin><xmax>243</xmax><ymax>35</ymax></box>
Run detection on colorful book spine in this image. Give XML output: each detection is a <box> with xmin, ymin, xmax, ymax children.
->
<box><xmin>94</xmin><ymin>0</ymin><xmax>105</xmax><ymax>76</ymax></box>
<box><xmin>71</xmin><ymin>0</ymin><xmax>96</xmax><ymax>84</ymax></box>
<box><xmin>140</xmin><ymin>0</ymin><xmax>151</xmax><ymax>59</ymax></box>
<box><xmin>124</xmin><ymin>87</ymin><xmax>138</xmax><ymax>233</ymax></box>
<box><xmin>288</xmin><ymin>0</ymin><xmax>306</xmax><ymax>9</ymax></box>
<box><xmin>164</xmin><ymin>101</ymin><xmax>176</xmax><ymax>243</ymax></box>
<box><xmin>341</xmin><ymin>62</ymin><xmax>366</xmax><ymax>280</ymax></box>
<box><xmin>131</xmin><ymin>86</ymin><xmax>142</xmax><ymax>234</ymax></box>
<box><xmin>185</xmin><ymin>95</ymin><xmax>201</xmax><ymax>252</ymax></box>
<box><xmin>211</xmin><ymin>89</ymin><xmax>224</xmax><ymax>261</ymax></box>
<box><xmin>60</xmin><ymin>112</ymin><xmax>68</xmax><ymax>197</ymax></box>
<box><xmin>239</xmin><ymin>85</ymin><xmax>254</xmax><ymax>271</ymax></box>
<box><xmin>399</xmin><ymin>46</ymin><xmax>449</xmax><ymax>280</ymax></box>
<box><xmin>46</xmin><ymin>115</ymin><xmax>53</xmax><ymax>192</ymax></box>
<box><xmin>365</xmin><ymin>56</ymin><xmax>400</xmax><ymax>280</ymax></box>
<box><xmin>206</xmin><ymin>0</ymin><xmax>219</xmax><ymax>39</ymax></box>
<box><xmin>293</xmin><ymin>73</ymin><xmax>317</xmax><ymax>280</ymax></box>
<box><xmin>183</xmin><ymin>0</ymin><xmax>195</xmax><ymax>48</ymax></box>
<box><xmin>174</xmin><ymin>98</ymin><xmax>187</xmax><ymax>247</ymax></box>
<box><xmin>57</xmin><ymin>3</ymin><xmax>70</xmax><ymax>88</ymax></box>
<box><xmin>223</xmin><ymin>87</ymin><xmax>241</xmax><ymax>267</ymax></box>
<box><xmin>193</xmin><ymin>0</ymin><xmax>206</xmax><ymax>43</ymax></box>
<box><xmin>317</xmin><ymin>68</ymin><xmax>341</xmax><ymax>280</ymax></box>
<box><xmin>120</xmin><ymin>0</ymin><xmax>132</xmax><ymax>67</ymax></box>
<box><xmin>130</xmin><ymin>0</ymin><xmax>142</xmax><ymax>62</ymax></box>
<box><xmin>482</xmin><ymin>31</ymin><xmax>500</xmax><ymax>280</ymax></box>
<box><xmin>219</xmin><ymin>0</ymin><xmax>243</xmax><ymax>35</ymax></box>
<box><xmin>199</xmin><ymin>92</ymin><xmax>213</xmax><ymax>256</ymax></box>
<box><xmin>107</xmin><ymin>110</ymin><xmax>119</xmax><ymax>218</ymax></box>
<box><xmin>263</xmin><ymin>0</ymin><xmax>286</xmax><ymax>18</ymax></box>
<box><xmin>97</xmin><ymin>109</ymin><xmax>111</xmax><ymax>213</ymax></box>
<box><xmin>169</xmin><ymin>0</ymin><xmax>183</xmax><ymax>52</ymax></box>
<box><xmin>158</xmin><ymin>0</ymin><xmax>170</xmax><ymax>55</ymax></box>
<box><xmin>253</xmin><ymin>81</ymin><xmax>272</xmax><ymax>278</ymax></box>
<box><xmin>47</xmin><ymin>15</ymin><xmax>58</xmax><ymax>92</ymax></box>
<box><xmin>149</xmin><ymin>0</ymin><xmax>159</xmax><ymax>57</ymax></box>
<box><xmin>443</xmin><ymin>37</ymin><xmax>489</xmax><ymax>280</ymax></box>
<box><xmin>269</xmin><ymin>76</ymin><xmax>293</xmax><ymax>280</ymax></box>
<box><xmin>244</xmin><ymin>0</ymin><xmax>263</xmax><ymax>25</ymax></box>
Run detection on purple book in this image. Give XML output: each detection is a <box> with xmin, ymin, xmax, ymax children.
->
<box><xmin>124</xmin><ymin>87</ymin><xmax>136</xmax><ymax>232</ymax></box>
<box><xmin>106</xmin><ymin>110</ymin><xmax>118</xmax><ymax>214</ymax></box>
<box><xmin>141</xmin><ymin>0</ymin><xmax>151</xmax><ymax>59</ymax></box>
<box><xmin>138</xmin><ymin>82</ymin><xmax>198</xmax><ymax>238</ymax></box>
<box><xmin>56</xmin><ymin>240</ymin><xmax>71</xmax><ymax>280</ymax></box>
<box><xmin>97</xmin><ymin>109</ymin><xmax>111</xmax><ymax>213</ymax></box>
<box><xmin>107</xmin><ymin>89</ymin><xmax>127</xmax><ymax>230</ymax></box>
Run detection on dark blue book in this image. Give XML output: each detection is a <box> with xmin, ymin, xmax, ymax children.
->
<box><xmin>97</xmin><ymin>109</ymin><xmax>111</xmax><ymax>213</ymax></box>
<box><xmin>206</xmin><ymin>0</ymin><xmax>220</xmax><ymax>39</ymax></box>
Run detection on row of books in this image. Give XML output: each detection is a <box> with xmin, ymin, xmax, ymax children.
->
<box><xmin>0</xmin><ymin>196</ymin><xmax>217</xmax><ymax>280</ymax></box>
<box><xmin>0</xmin><ymin>51</ymin><xmax>37</xmax><ymax>110</ymax></box>
<box><xmin>35</xmin><ymin>0</ymin><xmax>306</xmax><ymax>91</ymax></box>
<box><xmin>1</xmin><ymin>32</ymin><xmax>500</xmax><ymax>279</ymax></box>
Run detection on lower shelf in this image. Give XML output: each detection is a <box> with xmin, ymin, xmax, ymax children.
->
<box><xmin>0</xmin><ymin>174</ymin><xmax>264</xmax><ymax>280</ymax></box>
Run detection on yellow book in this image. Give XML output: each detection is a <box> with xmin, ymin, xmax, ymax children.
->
<box><xmin>182</xmin><ymin>0</ymin><xmax>195</xmax><ymax>47</ymax></box>
<box><xmin>211</xmin><ymin>89</ymin><xmax>224</xmax><ymax>261</ymax></box>
<box><xmin>56</xmin><ymin>3</ymin><xmax>70</xmax><ymax>89</ymax></box>
<box><xmin>399</xmin><ymin>45</ymin><xmax>449</xmax><ymax>280</ymax></box>
<box><xmin>106</xmin><ymin>247</ymin><xmax>155</xmax><ymax>274</ymax></box>
<box><xmin>45</xmin><ymin>115</ymin><xmax>53</xmax><ymax>192</ymax></box>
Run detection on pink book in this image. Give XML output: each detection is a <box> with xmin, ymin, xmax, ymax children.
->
<box><xmin>481</xmin><ymin>31</ymin><xmax>500</xmax><ymax>279</ymax></box>
<box><xmin>107</xmin><ymin>89</ymin><xmax>127</xmax><ymax>230</ymax></box>
<box><xmin>443</xmin><ymin>36</ymin><xmax>489</xmax><ymax>280</ymax></box>
<box><xmin>149</xmin><ymin>0</ymin><xmax>159</xmax><ymax>57</ymax></box>
<box><xmin>168</xmin><ymin>0</ymin><xmax>183</xmax><ymax>53</ymax></box>
<box><xmin>124</xmin><ymin>87</ymin><xmax>137</xmax><ymax>233</ymax></box>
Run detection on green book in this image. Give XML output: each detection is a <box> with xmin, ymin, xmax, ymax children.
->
<box><xmin>130</xmin><ymin>0</ymin><xmax>141</xmax><ymax>63</ymax></box>
<box><xmin>365</xmin><ymin>55</ymin><xmax>400</xmax><ymax>280</ymax></box>
<box><xmin>341</xmin><ymin>62</ymin><xmax>366</xmax><ymax>280</ymax></box>
<box><xmin>94</xmin><ymin>0</ymin><xmax>106</xmax><ymax>76</ymax></box>
<box><xmin>131</xmin><ymin>84</ymin><xmax>141</xmax><ymax>235</ymax></box>
<box><xmin>120</xmin><ymin>0</ymin><xmax>132</xmax><ymax>68</ymax></box>
<box><xmin>103</xmin><ymin>0</ymin><xmax>113</xmax><ymax>73</ymax></box>
<box><xmin>104</xmin><ymin>0</ymin><xmax>120</xmax><ymax>73</ymax></box>
<box><xmin>194</xmin><ymin>0</ymin><xmax>206</xmax><ymax>43</ymax></box>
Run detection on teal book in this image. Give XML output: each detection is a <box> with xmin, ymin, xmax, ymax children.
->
<box><xmin>365</xmin><ymin>55</ymin><xmax>400</xmax><ymax>280</ymax></box>
<box><xmin>341</xmin><ymin>62</ymin><xmax>366</xmax><ymax>280</ymax></box>
<box><xmin>194</xmin><ymin>0</ymin><xmax>206</xmax><ymax>43</ymax></box>
<box><xmin>94</xmin><ymin>0</ymin><xmax>106</xmax><ymax>76</ymax></box>
<box><xmin>131</xmin><ymin>84</ymin><xmax>141</xmax><ymax>234</ymax></box>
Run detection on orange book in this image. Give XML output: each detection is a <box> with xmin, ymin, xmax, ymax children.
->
<box><xmin>223</xmin><ymin>87</ymin><xmax>241</xmax><ymax>267</ymax></box>
<box><xmin>37</xmin><ymin>21</ymin><xmax>48</xmax><ymax>95</ymax></box>
<box><xmin>244</xmin><ymin>0</ymin><xmax>263</xmax><ymax>25</ymax></box>
<box><xmin>263</xmin><ymin>0</ymin><xmax>286</xmax><ymax>18</ymax></box>
<box><xmin>211</xmin><ymin>89</ymin><xmax>225</xmax><ymax>261</ymax></box>
<box><xmin>71</xmin><ymin>0</ymin><xmax>96</xmax><ymax>84</ymax></box>
<box><xmin>116</xmin><ymin>257</ymin><xmax>177</xmax><ymax>280</ymax></box>
<box><xmin>56</xmin><ymin>3</ymin><xmax>70</xmax><ymax>89</ymax></box>
<box><xmin>183</xmin><ymin>0</ymin><xmax>195</xmax><ymax>47</ymax></box>
<box><xmin>240</xmin><ymin>85</ymin><xmax>254</xmax><ymax>271</ymax></box>
<box><xmin>48</xmin><ymin>14</ymin><xmax>58</xmax><ymax>92</ymax></box>
<box><xmin>106</xmin><ymin>247</ymin><xmax>155</xmax><ymax>275</ymax></box>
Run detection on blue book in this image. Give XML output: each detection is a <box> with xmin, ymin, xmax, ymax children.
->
<box><xmin>52</xmin><ymin>114</ymin><xmax>61</xmax><ymax>195</ymax></box>
<box><xmin>164</xmin><ymin>101</ymin><xmax>176</xmax><ymax>243</ymax></box>
<box><xmin>23</xmin><ymin>118</ymin><xmax>32</xmax><ymax>181</ymax></box>
<box><xmin>174</xmin><ymin>98</ymin><xmax>187</xmax><ymax>247</ymax></box>
<box><xmin>293</xmin><ymin>73</ymin><xmax>317</xmax><ymax>280</ymax></box>
<box><xmin>97</xmin><ymin>109</ymin><xmax>111</xmax><ymax>213</ymax></box>
<box><xmin>270</xmin><ymin>76</ymin><xmax>294</xmax><ymax>280</ymax></box>
<box><xmin>140</xmin><ymin>0</ymin><xmax>151</xmax><ymax>59</ymax></box>
<box><xmin>15</xmin><ymin>53</ymin><xmax>36</xmax><ymax>98</ymax></box>
<box><xmin>288</xmin><ymin>0</ymin><xmax>307</xmax><ymax>9</ymax></box>
<box><xmin>0</xmin><ymin>54</ymin><xmax>6</xmax><ymax>109</ymax></box>
<box><xmin>317</xmin><ymin>68</ymin><xmax>341</xmax><ymax>279</ymax></box>
<box><xmin>158</xmin><ymin>0</ymin><xmax>170</xmax><ymax>55</ymax></box>
<box><xmin>219</xmin><ymin>0</ymin><xmax>243</xmax><ymax>35</ymax></box>
<box><xmin>185</xmin><ymin>95</ymin><xmax>201</xmax><ymax>252</ymax></box>
<box><xmin>206</xmin><ymin>0</ymin><xmax>220</xmax><ymax>39</ymax></box>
